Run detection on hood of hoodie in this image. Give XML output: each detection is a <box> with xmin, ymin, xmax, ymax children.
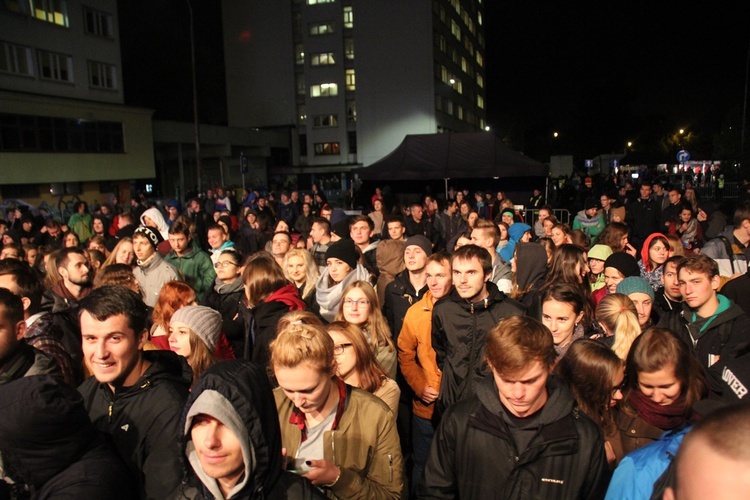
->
<box><xmin>181</xmin><ymin>360</ymin><xmax>283</xmax><ymax>498</ymax></box>
<box><xmin>640</xmin><ymin>232</ymin><xmax>668</xmax><ymax>272</ymax></box>
<box><xmin>515</xmin><ymin>242</ymin><xmax>548</xmax><ymax>290</ymax></box>
<box><xmin>0</xmin><ymin>375</ymin><xmax>100</xmax><ymax>488</ymax></box>
<box><xmin>263</xmin><ymin>282</ymin><xmax>306</xmax><ymax>311</ymax></box>
<box><xmin>499</xmin><ymin>223</ymin><xmax>532</xmax><ymax>263</ymax></box>
<box><xmin>140</xmin><ymin>207</ymin><xmax>169</xmax><ymax>240</ymax></box>
<box><xmin>680</xmin><ymin>293</ymin><xmax>744</xmax><ymax>332</ymax></box>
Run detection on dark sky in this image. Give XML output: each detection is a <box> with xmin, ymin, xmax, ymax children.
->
<box><xmin>484</xmin><ymin>2</ymin><xmax>750</xmax><ymax>162</ymax></box>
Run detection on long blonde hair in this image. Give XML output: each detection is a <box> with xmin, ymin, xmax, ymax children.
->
<box><xmin>334</xmin><ymin>281</ymin><xmax>394</xmax><ymax>354</ymax></box>
<box><xmin>283</xmin><ymin>248</ymin><xmax>320</xmax><ymax>299</ymax></box>
<box><xmin>596</xmin><ymin>293</ymin><xmax>641</xmax><ymax>361</ymax></box>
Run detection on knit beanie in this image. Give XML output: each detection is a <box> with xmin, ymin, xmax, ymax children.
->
<box><xmin>325</xmin><ymin>239</ymin><xmax>359</xmax><ymax>270</ymax></box>
<box><xmin>588</xmin><ymin>244</ymin><xmax>613</xmax><ymax>262</ymax></box>
<box><xmin>604</xmin><ymin>252</ymin><xmax>640</xmax><ymax>278</ymax></box>
<box><xmin>404</xmin><ymin>235</ymin><xmax>432</xmax><ymax>257</ymax></box>
<box><xmin>133</xmin><ymin>226</ymin><xmax>163</xmax><ymax>249</ymax></box>
<box><xmin>616</xmin><ymin>276</ymin><xmax>655</xmax><ymax>300</ymax></box>
<box><xmin>611</xmin><ymin>206</ymin><xmax>626</xmax><ymax>221</ymax></box>
<box><xmin>170</xmin><ymin>305</ymin><xmax>222</xmax><ymax>352</ymax></box>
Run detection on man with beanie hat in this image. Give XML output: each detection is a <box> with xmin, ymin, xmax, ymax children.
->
<box><xmin>133</xmin><ymin>225</ymin><xmax>182</xmax><ymax>307</ymax></box>
<box><xmin>592</xmin><ymin>252</ymin><xmax>640</xmax><ymax>306</ymax></box>
<box><xmin>617</xmin><ymin>276</ymin><xmax>658</xmax><ymax>329</ymax></box>
<box><xmin>573</xmin><ymin>198</ymin><xmax>606</xmax><ymax>239</ymax></box>
<box><xmin>170</xmin><ymin>305</ymin><xmax>222</xmax><ymax>353</ymax></box>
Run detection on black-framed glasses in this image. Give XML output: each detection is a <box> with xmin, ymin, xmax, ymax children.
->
<box><xmin>333</xmin><ymin>343</ymin><xmax>353</xmax><ymax>355</ymax></box>
<box><xmin>343</xmin><ymin>298</ymin><xmax>370</xmax><ymax>308</ymax></box>
<box><xmin>214</xmin><ymin>261</ymin><xmax>237</xmax><ymax>269</ymax></box>
<box><xmin>612</xmin><ymin>377</ymin><xmax>628</xmax><ymax>397</ymax></box>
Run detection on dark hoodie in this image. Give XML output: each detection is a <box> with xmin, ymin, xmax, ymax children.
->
<box><xmin>0</xmin><ymin>375</ymin><xmax>136</xmax><ymax>499</ymax></box>
<box><xmin>420</xmin><ymin>375</ymin><xmax>608</xmax><ymax>499</ymax></box>
<box><xmin>202</xmin><ymin>276</ymin><xmax>247</xmax><ymax>357</ymax></box>
<box><xmin>177</xmin><ymin>360</ymin><xmax>323</xmax><ymax>500</ymax></box>
<box><xmin>78</xmin><ymin>350</ymin><xmax>192</xmax><ymax>499</ymax></box>
<box><xmin>514</xmin><ymin>242</ymin><xmax>548</xmax><ymax>318</ymax></box>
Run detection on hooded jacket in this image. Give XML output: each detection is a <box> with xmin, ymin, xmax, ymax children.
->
<box><xmin>432</xmin><ymin>281</ymin><xmax>525</xmax><ymax>415</ymax></box>
<box><xmin>134</xmin><ymin>251</ymin><xmax>182</xmax><ymax>307</ymax></box>
<box><xmin>499</xmin><ymin>223</ymin><xmax>531</xmax><ymax>264</ymax></box>
<box><xmin>178</xmin><ymin>361</ymin><xmax>323</xmax><ymax>500</ymax></box>
<box><xmin>140</xmin><ymin>207</ymin><xmax>170</xmax><ymax>240</ymax></box>
<box><xmin>0</xmin><ymin>375</ymin><xmax>136</xmax><ymax>499</ymax></box>
<box><xmin>202</xmin><ymin>277</ymin><xmax>247</xmax><ymax>357</ymax></box>
<box><xmin>78</xmin><ymin>350</ymin><xmax>192</xmax><ymax>499</ymax></box>
<box><xmin>375</xmin><ymin>239</ymin><xmax>405</xmax><ymax>307</ymax></box>
<box><xmin>572</xmin><ymin>209</ymin><xmax>606</xmax><ymax>239</ymax></box>
<box><xmin>0</xmin><ymin>342</ymin><xmax>60</xmax><ymax>387</ymax></box>
<box><xmin>513</xmin><ymin>242</ymin><xmax>548</xmax><ymax>318</ymax></box>
<box><xmin>165</xmin><ymin>247</ymin><xmax>217</xmax><ymax>301</ymax></box>
<box><xmin>420</xmin><ymin>375</ymin><xmax>608</xmax><ymax>499</ymax></box>
<box><xmin>658</xmin><ymin>294</ymin><xmax>750</xmax><ymax>367</ymax></box>
<box><xmin>701</xmin><ymin>225</ymin><xmax>749</xmax><ymax>277</ymax></box>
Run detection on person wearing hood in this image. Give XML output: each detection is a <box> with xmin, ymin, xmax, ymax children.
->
<box><xmin>178</xmin><ymin>360</ymin><xmax>323</xmax><ymax>499</ymax></box>
<box><xmin>77</xmin><ymin>285</ymin><xmax>192</xmax><ymax>499</ymax></box>
<box><xmin>314</xmin><ymin>239</ymin><xmax>371</xmax><ymax>323</ymax></box>
<box><xmin>658</xmin><ymin>253</ymin><xmax>750</xmax><ymax>368</ymax></box>
<box><xmin>638</xmin><ymin>232</ymin><xmax>670</xmax><ymax>291</ymax></box>
<box><xmin>240</xmin><ymin>253</ymin><xmax>306</xmax><ymax>365</ymax></box>
<box><xmin>432</xmin><ymin>245</ymin><xmax>526</xmax><ymax>420</ymax></box>
<box><xmin>0</xmin><ymin>375</ymin><xmax>137</xmax><ymax>499</ymax></box>
<box><xmin>140</xmin><ymin>206</ymin><xmax>172</xmax><ymax>255</ymax></box>
<box><xmin>509</xmin><ymin>241</ymin><xmax>549</xmax><ymax>318</ymax></box>
<box><xmin>499</xmin><ymin>222</ymin><xmax>532</xmax><ymax>266</ymax></box>
<box><xmin>421</xmin><ymin>315</ymin><xmax>608</xmax><ymax>498</ymax></box>
<box><xmin>573</xmin><ymin>197</ymin><xmax>606</xmax><ymax>240</ymax></box>
<box><xmin>132</xmin><ymin>226</ymin><xmax>183</xmax><ymax>308</ymax></box>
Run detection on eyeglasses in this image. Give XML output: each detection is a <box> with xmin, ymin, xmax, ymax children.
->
<box><xmin>612</xmin><ymin>378</ymin><xmax>628</xmax><ymax>397</ymax></box>
<box><xmin>333</xmin><ymin>343</ymin><xmax>353</xmax><ymax>355</ymax></box>
<box><xmin>343</xmin><ymin>298</ymin><xmax>370</xmax><ymax>308</ymax></box>
<box><xmin>214</xmin><ymin>261</ymin><xmax>237</xmax><ymax>269</ymax></box>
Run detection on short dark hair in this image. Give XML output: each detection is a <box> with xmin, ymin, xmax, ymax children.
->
<box><xmin>79</xmin><ymin>285</ymin><xmax>149</xmax><ymax>335</ymax></box>
<box><xmin>207</xmin><ymin>224</ymin><xmax>226</xmax><ymax>235</ymax></box>
<box><xmin>349</xmin><ymin>214</ymin><xmax>374</xmax><ymax>231</ymax></box>
<box><xmin>386</xmin><ymin>215</ymin><xmax>404</xmax><ymax>227</ymax></box>
<box><xmin>168</xmin><ymin>220</ymin><xmax>191</xmax><ymax>236</ymax></box>
<box><xmin>0</xmin><ymin>260</ymin><xmax>43</xmax><ymax>314</ymax></box>
<box><xmin>678</xmin><ymin>253</ymin><xmax>719</xmax><ymax>280</ymax></box>
<box><xmin>0</xmin><ymin>287</ymin><xmax>26</xmax><ymax>325</ymax></box>
<box><xmin>272</xmin><ymin>231</ymin><xmax>292</xmax><ymax>243</ymax></box>
<box><xmin>311</xmin><ymin>217</ymin><xmax>331</xmax><ymax>235</ymax></box>
<box><xmin>452</xmin><ymin>244</ymin><xmax>492</xmax><ymax>276</ymax></box>
<box><xmin>57</xmin><ymin>247</ymin><xmax>86</xmax><ymax>271</ymax></box>
<box><xmin>733</xmin><ymin>201</ymin><xmax>750</xmax><ymax>229</ymax></box>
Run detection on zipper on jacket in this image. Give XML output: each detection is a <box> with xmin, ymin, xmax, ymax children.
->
<box><xmin>108</xmin><ymin>401</ymin><xmax>113</xmax><ymax>423</ymax></box>
<box><xmin>331</xmin><ymin>430</ymin><xmax>336</xmax><ymax>463</ymax></box>
<box><xmin>388</xmin><ymin>454</ymin><xmax>393</xmax><ymax>482</ymax></box>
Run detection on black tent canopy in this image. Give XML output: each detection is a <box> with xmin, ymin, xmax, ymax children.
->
<box><xmin>358</xmin><ymin>132</ymin><xmax>548</xmax><ymax>181</ymax></box>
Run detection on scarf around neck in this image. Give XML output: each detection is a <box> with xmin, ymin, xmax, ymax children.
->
<box><xmin>629</xmin><ymin>389</ymin><xmax>689</xmax><ymax>430</ymax></box>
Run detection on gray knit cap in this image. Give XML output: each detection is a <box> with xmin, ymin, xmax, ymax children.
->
<box><xmin>170</xmin><ymin>305</ymin><xmax>222</xmax><ymax>352</ymax></box>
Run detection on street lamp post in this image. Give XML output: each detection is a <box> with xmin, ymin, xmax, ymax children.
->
<box><xmin>186</xmin><ymin>0</ymin><xmax>201</xmax><ymax>192</ymax></box>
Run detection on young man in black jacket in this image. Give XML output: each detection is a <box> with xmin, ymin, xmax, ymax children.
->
<box><xmin>422</xmin><ymin>316</ymin><xmax>608</xmax><ymax>499</ymax></box>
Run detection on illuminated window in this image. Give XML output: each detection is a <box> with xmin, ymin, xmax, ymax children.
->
<box><xmin>461</xmin><ymin>57</ymin><xmax>468</xmax><ymax>73</ymax></box>
<box><xmin>476</xmin><ymin>51</ymin><xmax>483</xmax><ymax>67</ymax></box>
<box><xmin>37</xmin><ymin>49</ymin><xmax>72</xmax><ymax>82</ymax></box>
<box><xmin>343</xmin><ymin>6</ymin><xmax>353</xmax><ymax>28</ymax></box>
<box><xmin>345</xmin><ymin>69</ymin><xmax>355</xmax><ymax>91</ymax></box>
<box><xmin>307</xmin><ymin>0</ymin><xmax>334</xmax><ymax>4</ymax></box>
<box><xmin>309</xmin><ymin>22</ymin><xmax>334</xmax><ymax>35</ymax></box>
<box><xmin>476</xmin><ymin>73</ymin><xmax>484</xmax><ymax>88</ymax></box>
<box><xmin>88</xmin><ymin>60</ymin><xmax>117</xmax><ymax>89</ymax></box>
<box><xmin>83</xmin><ymin>7</ymin><xmax>113</xmax><ymax>38</ymax></box>
<box><xmin>450</xmin><ymin>20</ymin><xmax>461</xmax><ymax>40</ymax></box>
<box><xmin>344</xmin><ymin>38</ymin><xmax>354</xmax><ymax>59</ymax></box>
<box><xmin>295</xmin><ymin>44</ymin><xmax>305</xmax><ymax>65</ymax></box>
<box><xmin>313</xmin><ymin>114</ymin><xmax>338</xmax><ymax>127</ymax></box>
<box><xmin>0</xmin><ymin>41</ymin><xmax>33</xmax><ymax>76</ymax></box>
<box><xmin>31</xmin><ymin>0</ymin><xmax>68</xmax><ymax>27</ymax></box>
<box><xmin>457</xmin><ymin>105</ymin><xmax>463</xmax><ymax>120</ymax></box>
<box><xmin>310</xmin><ymin>52</ymin><xmax>335</xmax><ymax>66</ymax></box>
<box><xmin>310</xmin><ymin>83</ymin><xmax>338</xmax><ymax>97</ymax></box>
<box><xmin>314</xmin><ymin>142</ymin><xmax>340</xmax><ymax>155</ymax></box>
<box><xmin>477</xmin><ymin>95</ymin><xmax>484</xmax><ymax>109</ymax></box>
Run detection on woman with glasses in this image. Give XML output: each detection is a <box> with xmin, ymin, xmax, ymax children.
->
<box><xmin>315</xmin><ymin>239</ymin><xmax>371</xmax><ymax>322</ymax></box>
<box><xmin>334</xmin><ymin>281</ymin><xmax>396</xmax><ymax>378</ymax></box>
<box><xmin>554</xmin><ymin>339</ymin><xmax>626</xmax><ymax>469</ymax></box>
<box><xmin>270</xmin><ymin>312</ymin><xmax>403</xmax><ymax>497</ymax></box>
<box><xmin>327</xmin><ymin>321</ymin><xmax>399</xmax><ymax>417</ymax></box>
<box><xmin>202</xmin><ymin>248</ymin><xmax>247</xmax><ymax>358</ymax></box>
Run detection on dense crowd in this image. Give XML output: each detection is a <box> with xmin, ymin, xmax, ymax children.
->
<box><xmin>1</xmin><ymin>178</ymin><xmax>750</xmax><ymax>499</ymax></box>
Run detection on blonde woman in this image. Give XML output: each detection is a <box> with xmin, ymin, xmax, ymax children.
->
<box><xmin>596</xmin><ymin>293</ymin><xmax>641</xmax><ymax>361</ymax></box>
<box><xmin>283</xmin><ymin>247</ymin><xmax>320</xmax><ymax>311</ymax></box>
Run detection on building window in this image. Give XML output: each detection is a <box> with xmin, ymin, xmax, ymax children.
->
<box><xmin>296</xmin><ymin>73</ymin><xmax>306</xmax><ymax>95</ymax></box>
<box><xmin>343</xmin><ymin>6</ymin><xmax>353</xmax><ymax>28</ymax></box>
<box><xmin>446</xmin><ymin>101</ymin><xmax>453</xmax><ymax>116</ymax></box>
<box><xmin>461</xmin><ymin>57</ymin><xmax>468</xmax><ymax>73</ymax></box>
<box><xmin>37</xmin><ymin>49</ymin><xmax>72</xmax><ymax>82</ymax></box>
<box><xmin>292</xmin><ymin>12</ymin><xmax>303</xmax><ymax>38</ymax></box>
<box><xmin>0</xmin><ymin>41</ymin><xmax>33</xmax><ymax>76</ymax></box>
<box><xmin>344</xmin><ymin>38</ymin><xmax>354</xmax><ymax>60</ymax></box>
<box><xmin>439</xmin><ymin>35</ymin><xmax>446</xmax><ymax>53</ymax></box>
<box><xmin>31</xmin><ymin>0</ymin><xmax>69</xmax><ymax>27</ymax></box>
<box><xmin>457</xmin><ymin>105</ymin><xmax>463</xmax><ymax>120</ymax></box>
<box><xmin>450</xmin><ymin>20</ymin><xmax>460</xmax><ymax>40</ymax></box>
<box><xmin>83</xmin><ymin>7</ymin><xmax>113</xmax><ymax>38</ymax></box>
<box><xmin>347</xmin><ymin>99</ymin><xmax>356</xmax><ymax>122</ymax></box>
<box><xmin>0</xmin><ymin>113</ymin><xmax>124</xmax><ymax>153</ymax></box>
<box><xmin>348</xmin><ymin>131</ymin><xmax>357</xmax><ymax>154</ymax></box>
<box><xmin>88</xmin><ymin>60</ymin><xmax>117</xmax><ymax>89</ymax></box>
<box><xmin>435</xmin><ymin>95</ymin><xmax>442</xmax><ymax>111</ymax></box>
<box><xmin>313</xmin><ymin>114</ymin><xmax>338</xmax><ymax>127</ymax></box>
<box><xmin>477</xmin><ymin>95</ymin><xmax>484</xmax><ymax>109</ymax></box>
<box><xmin>299</xmin><ymin>134</ymin><xmax>307</xmax><ymax>156</ymax></box>
<box><xmin>309</xmin><ymin>22</ymin><xmax>334</xmax><ymax>35</ymax></box>
<box><xmin>307</xmin><ymin>0</ymin><xmax>334</xmax><ymax>4</ymax></box>
<box><xmin>295</xmin><ymin>44</ymin><xmax>305</xmax><ymax>65</ymax></box>
<box><xmin>310</xmin><ymin>83</ymin><xmax>338</xmax><ymax>97</ymax></box>
<box><xmin>298</xmin><ymin>105</ymin><xmax>307</xmax><ymax>125</ymax></box>
<box><xmin>345</xmin><ymin>69</ymin><xmax>355</xmax><ymax>91</ymax></box>
<box><xmin>476</xmin><ymin>51</ymin><xmax>483</xmax><ymax>67</ymax></box>
<box><xmin>314</xmin><ymin>142</ymin><xmax>340</xmax><ymax>155</ymax></box>
<box><xmin>476</xmin><ymin>73</ymin><xmax>484</xmax><ymax>88</ymax></box>
<box><xmin>310</xmin><ymin>52</ymin><xmax>335</xmax><ymax>66</ymax></box>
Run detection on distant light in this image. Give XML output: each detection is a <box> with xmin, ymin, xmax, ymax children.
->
<box><xmin>679</xmin><ymin>129</ymin><xmax>685</xmax><ymax>134</ymax></box>
<box><xmin>484</xmin><ymin>126</ymin><xmax>490</xmax><ymax>131</ymax></box>
<box><xmin>449</xmin><ymin>78</ymin><xmax>455</xmax><ymax>84</ymax></box>
<box><xmin>553</xmin><ymin>132</ymin><xmax>559</xmax><ymax>138</ymax></box>
<box><xmin>627</xmin><ymin>141</ymin><xmax>632</xmax><ymax>147</ymax></box>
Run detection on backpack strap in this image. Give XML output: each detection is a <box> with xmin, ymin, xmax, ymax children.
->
<box><xmin>718</xmin><ymin>235</ymin><xmax>738</xmax><ymax>274</ymax></box>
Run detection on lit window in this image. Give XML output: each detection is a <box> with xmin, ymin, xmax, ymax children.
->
<box><xmin>476</xmin><ymin>74</ymin><xmax>484</xmax><ymax>88</ymax></box>
<box><xmin>88</xmin><ymin>60</ymin><xmax>117</xmax><ymax>89</ymax></box>
<box><xmin>461</xmin><ymin>57</ymin><xmax>468</xmax><ymax>73</ymax></box>
<box><xmin>476</xmin><ymin>51</ymin><xmax>483</xmax><ymax>67</ymax></box>
<box><xmin>343</xmin><ymin>6</ymin><xmax>353</xmax><ymax>28</ymax></box>
<box><xmin>37</xmin><ymin>49</ymin><xmax>72</xmax><ymax>82</ymax></box>
<box><xmin>345</xmin><ymin>69</ymin><xmax>355</xmax><ymax>91</ymax></box>
<box><xmin>478</xmin><ymin>11</ymin><xmax>483</xmax><ymax>26</ymax></box>
<box><xmin>31</xmin><ymin>0</ymin><xmax>68</xmax><ymax>27</ymax></box>
<box><xmin>314</xmin><ymin>142</ymin><xmax>340</xmax><ymax>155</ymax></box>
<box><xmin>307</xmin><ymin>0</ymin><xmax>334</xmax><ymax>4</ymax></box>
<box><xmin>310</xmin><ymin>52</ymin><xmax>335</xmax><ymax>66</ymax></box>
<box><xmin>454</xmin><ymin>80</ymin><xmax>463</xmax><ymax>94</ymax></box>
<box><xmin>295</xmin><ymin>44</ymin><xmax>305</xmax><ymax>65</ymax></box>
<box><xmin>451</xmin><ymin>0</ymin><xmax>460</xmax><ymax>14</ymax></box>
<box><xmin>313</xmin><ymin>114</ymin><xmax>338</xmax><ymax>127</ymax></box>
<box><xmin>0</xmin><ymin>41</ymin><xmax>33</xmax><ymax>76</ymax></box>
<box><xmin>450</xmin><ymin>20</ymin><xmax>461</xmax><ymax>40</ymax></box>
<box><xmin>310</xmin><ymin>83</ymin><xmax>338</xmax><ymax>97</ymax></box>
<box><xmin>477</xmin><ymin>95</ymin><xmax>484</xmax><ymax>109</ymax></box>
<box><xmin>309</xmin><ymin>22</ymin><xmax>335</xmax><ymax>35</ymax></box>
<box><xmin>347</xmin><ymin>99</ymin><xmax>356</xmax><ymax>122</ymax></box>
<box><xmin>83</xmin><ymin>7</ymin><xmax>113</xmax><ymax>38</ymax></box>
<box><xmin>344</xmin><ymin>38</ymin><xmax>354</xmax><ymax>59</ymax></box>
<box><xmin>457</xmin><ymin>106</ymin><xmax>463</xmax><ymax>120</ymax></box>
<box><xmin>439</xmin><ymin>35</ymin><xmax>446</xmax><ymax>53</ymax></box>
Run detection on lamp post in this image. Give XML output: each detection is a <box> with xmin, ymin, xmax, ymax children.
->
<box><xmin>186</xmin><ymin>0</ymin><xmax>201</xmax><ymax>192</ymax></box>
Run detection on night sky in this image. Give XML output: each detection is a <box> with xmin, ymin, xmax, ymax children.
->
<box><xmin>484</xmin><ymin>2</ymin><xmax>750</xmax><ymax>163</ymax></box>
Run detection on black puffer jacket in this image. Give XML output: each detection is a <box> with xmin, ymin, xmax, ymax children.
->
<box><xmin>432</xmin><ymin>282</ymin><xmax>525</xmax><ymax>415</ymax></box>
<box><xmin>0</xmin><ymin>375</ymin><xmax>136</xmax><ymax>499</ymax></box>
<box><xmin>202</xmin><ymin>277</ymin><xmax>246</xmax><ymax>357</ymax></box>
<box><xmin>177</xmin><ymin>360</ymin><xmax>324</xmax><ymax>499</ymax></box>
<box><xmin>420</xmin><ymin>376</ymin><xmax>608</xmax><ymax>499</ymax></box>
<box><xmin>383</xmin><ymin>269</ymin><xmax>428</xmax><ymax>341</ymax></box>
<box><xmin>78</xmin><ymin>350</ymin><xmax>192</xmax><ymax>500</ymax></box>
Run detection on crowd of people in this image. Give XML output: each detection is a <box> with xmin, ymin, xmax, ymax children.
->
<box><xmin>1</xmin><ymin>178</ymin><xmax>750</xmax><ymax>499</ymax></box>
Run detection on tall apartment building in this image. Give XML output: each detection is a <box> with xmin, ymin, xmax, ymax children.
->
<box><xmin>222</xmin><ymin>0</ymin><xmax>486</xmax><ymax>174</ymax></box>
<box><xmin>0</xmin><ymin>0</ymin><xmax>154</xmax><ymax>202</ymax></box>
